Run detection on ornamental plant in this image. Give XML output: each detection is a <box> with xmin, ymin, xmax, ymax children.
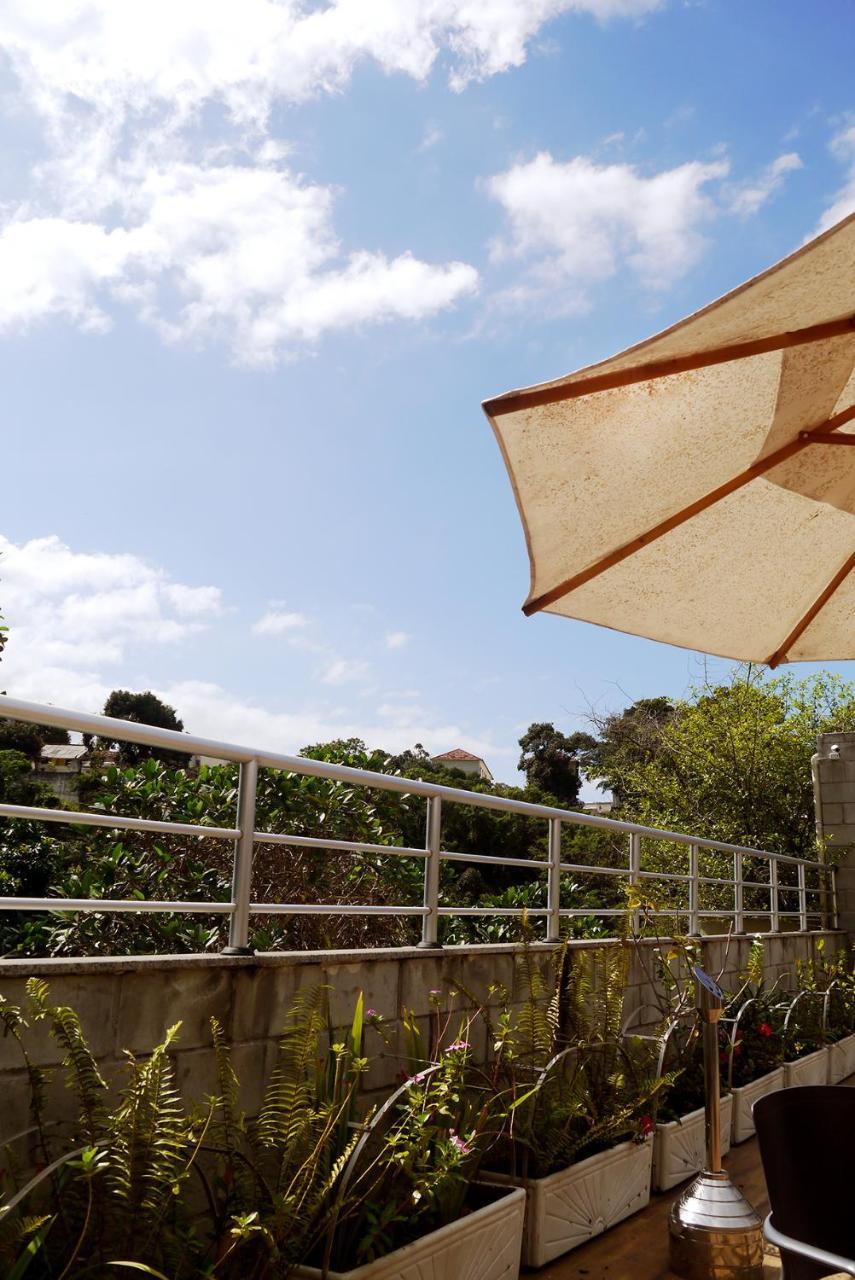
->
<box><xmin>325</xmin><ymin>1008</ymin><xmax>506</xmax><ymax>1269</ymax></box>
<box><xmin>479</xmin><ymin>933</ymin><xmax>669</xmax><ymax>1179</ymax></box>
<box><xmin>795</xmin><ymin>939</ymin><xmax>855</xmax><ymax>1042</ymax></box>
<box><xmin>781</xmin><ymin>987</ymin><xmax>825</xmax><ymax>1061</ymax></box>
<box><xmin>0</xmin><ymin>982</ymin><xmax>506</xmax><ymax>1279</ymax></box>
<box><xmin>722</xmin><ymin>937</ymin><xmax>785</xmax><ymax>1089</ymax></box>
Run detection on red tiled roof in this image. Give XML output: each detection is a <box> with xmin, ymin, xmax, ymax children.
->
<box><xmin>432</xmin><ymin>748</ymin><xmax>483</xmax><ymax>762</ymax></box>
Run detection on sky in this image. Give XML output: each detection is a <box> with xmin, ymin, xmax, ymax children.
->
<box><xmin>0</xmin><ymin>1</ymin><xmax>853</xmax><ymax>793</ymax></box>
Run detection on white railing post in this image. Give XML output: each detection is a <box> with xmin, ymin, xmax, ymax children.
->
<box><xmin>223</xmin><ymin>758</ymin><xmax>258</xmax><ymax>955</ymax></box>
<box><xmin>798</xmin><ymin>862</ymin><xmax>808</xmax><ymax>931</ymax></box>
<box><xmin>689</xmin><ymin>842</ymin><xmax>700</xmax><ymax>935</ymax></box>
<box><xmin>547</xmin><ymin>817</ymin><xmax>562</xmax><ymax>942</ymax></box>
<box><xmin>733</xmin><ymin>852</ymin><xmax>744</xmax><ymax>934</ymax></box>
<box><xmin>770</xmin><ymin>856</ymin><xmax>780</xmax><ymax>932</ymax></box>
<box><xmin>629</xmin><ymin>832</ymin><xmax>641</xmax><ymax>935</ymax></box>
<box><xmin>419</xmin><ymin>796</ymin><xmax>442</xmax><ymax>948</ymax></box>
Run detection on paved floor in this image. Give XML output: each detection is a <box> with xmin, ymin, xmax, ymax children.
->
<box><xmin>535</xmin><ymin>1133</ymin><xmax>778</xmax><ymax>1280</ymax></box>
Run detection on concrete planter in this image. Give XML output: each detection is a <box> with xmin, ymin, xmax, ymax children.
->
<box><xmin>483</xmin><ymin>1137</ymin><xmax>653</xmax><ymax>1268</ymax></box>
<box><xmin>729</xmin><ymin>1067</ymin><xmax>784</xmax><ymax>1144</ymax></box>
<box><xmin>652</xmin><ymin>1094</ymin><xmax>733</xmax><ymax>1192</ymax></box>
<box><xmin>827</xmin><ymin>1032</ymin><xmax>855</xmax><ymax>1084</ymax></box>
<box><xmin>293</xmin><ymin>1184</ymin><xmax>525</xmax><ymax>1280</ymax></box>
<box><xmin>783</xmin><ymin>1046</ymin><xmax>828</xmax><ymax>1088</ymax></box>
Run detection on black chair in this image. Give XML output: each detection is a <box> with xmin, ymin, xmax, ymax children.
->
<box><xmin>753</xmin><ymin>1085</ymin><xmax>855</xmax><ymax>1279</ymax></box>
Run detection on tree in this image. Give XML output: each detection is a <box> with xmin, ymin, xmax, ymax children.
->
<box><xmin>92</xmin><ymin>690</ymin><xmax>185</xmax><ymax>766</ymax></box>
<box><xmin>573</xmin><ymin>697</ymin><xmax>676</xmax><ymax>808</ymax></box>
<box><xmin>517</xmin><ymin>722</ymin><xmax>582</xmax><ymax>807</ymax></box>
<box><xmin>594</xmin><ymin>668</ymin><xmax>855</xmax><ymax>858</ymax></box>
<box><xmin>0</xmin><ymin>719</ymin><xmax>71</xmax><ymax>758</ymax></box>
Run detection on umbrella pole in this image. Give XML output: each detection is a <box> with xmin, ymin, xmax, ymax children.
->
<box><xmin>668</xmin><ymin>975</ymin><xmax>764</xmax><ymax>1280</ymax></box>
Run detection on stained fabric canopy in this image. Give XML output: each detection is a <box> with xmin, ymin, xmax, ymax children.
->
<box><xmin>484</xmin><ymin>213</ymin><xmax>855</xmax><ymax>666</ymax></box>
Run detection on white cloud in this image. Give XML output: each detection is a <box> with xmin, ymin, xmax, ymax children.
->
<box><xmin>0</xmin><ymin>1</ymin><xmax>663</xmax><ymax>126</ymax></box>
<box><xmin>0</xmin><ymin>160</ymin><xmax>479</xmax><ymax>364</ymax></box>
<box><xmin>486</xmin><ymin>150</ymin><xmax>728</xmax><ymax>307</ymax></box>
<box><xmin>0</xmin><ymin>531</ymin><xmax>513</xmax><ymax>772</ymax></box>
<box><xmin>814</xmin><ymin>125</ymin><xmax>855</xmax><ymax>235</ymax></box>
<box><xmin>160</xmin><ymin>678</ymin><xmax>511</xmax><ymax>765</ymax></box>
<box><xmin>322</xmin><ymin>657</ymin><xmax>371</xmax><ymax>686</ymax></box>
<box><xmin>385</xmin><ymin>630</ymin><xmax>411</xmax><ymax>650</ymax></box>
<box><xmin>726</xmin><ymin>152</ymin><xmax>802</xmax><ymax>217</ymax></box>
<box><xmin>252</xmin><ymin>608</ymin><xmax>310</xmax><ymax>637</ymax></box>
<box><xmin>0</xmin><ymin>534</ymin><xmax>223</xmax><ymax>704</ymax></box>
<box><xmin>0</xmin><ymin>0</ymin><xmax>671</xmax><ymax>361</ymax></box>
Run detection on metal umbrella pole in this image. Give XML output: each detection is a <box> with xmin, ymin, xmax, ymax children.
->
<box><xmin>668</xmin><ymin>968</ymin><xmax>764</xmax><ymax>1280</ymax></box>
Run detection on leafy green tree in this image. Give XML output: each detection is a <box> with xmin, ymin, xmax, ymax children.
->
<box><xmin>0</xmin><ymin>719</ymin><xmax>70</xmax><ymax>757</ymax></box>
<box><xmin>90</xmin><ymin>689</ymin><xmax>185</xmax><ymax>766</ymax></box>
<box><xmin>517</xmin><ymin>722</ymin><xmax>582</xmax><ymax>807</ymax></box>
<box><xmin>601</xmin><ymin>668</ymin><xmax>855</xmax><ymax>858</ymax></box>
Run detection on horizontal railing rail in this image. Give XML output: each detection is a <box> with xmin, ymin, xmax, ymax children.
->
<box><xmin>0</xmin><ymin>696</ymin><xmax>836</xmax><ymax>953</ymax></box>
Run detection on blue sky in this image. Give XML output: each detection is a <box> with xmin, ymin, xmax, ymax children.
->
<box><xmin>0</xmin><ymin>1</ymin><xmax>853</xmax><ymax>790</ymax></box>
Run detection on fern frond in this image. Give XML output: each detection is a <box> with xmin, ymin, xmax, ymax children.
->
<box><xmin>46</xmin><ymin>1003</ymin><xmax>107</xmax><ymax>1147</ymax></box>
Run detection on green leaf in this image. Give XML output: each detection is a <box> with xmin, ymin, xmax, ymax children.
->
<box><xmin>350</xmin><ymin>990</ymin><xmax>364</xmax><ymax>1061</ymax></box>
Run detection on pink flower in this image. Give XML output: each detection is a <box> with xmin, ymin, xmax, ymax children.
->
<box><xmin>365</xmin><ymin>1008</ymin><xmax>378</xmax><ymax>1019</ymax></box>
<box><xmin>446</xmin><ymin>1039</ymin><xmax>470</xmax><ymax>1053</ymax></box>
<box><xmin>449</xmin><ymin>1130</ymin><xmax>472</xmax><ymax>1155</ymax></box>
<box><xmin>758</xmin><ymin>1022</ymin><xmax>773</xmax><ymax>1038</ymax></box>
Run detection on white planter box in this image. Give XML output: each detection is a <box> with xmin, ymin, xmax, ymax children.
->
<box><xmin>729</xmin><ymin>1067</ymin><xmax>784</xmax><ymax>1144</ymax></box>
<box><xmin>783</xmin><ymin>1046</ymin><xmax>828</xmax><ymax>1088</ymax></box>
<box><xmin>652</xmin><ymin>1094</ymin><xmax>733</xmax><ymax>1192</ymax></box>
<box><xmin>827</xmin><ymin>1033</ymin><xmax>855</xmax><ymax>1084</ymax></box>
<box><xmin>294</xmin><ymin>1184</ymin><xmax>525</xmax><ymax>1280</ymax></box>
<box><xmin>483</xmin><ymin>1137</ymin><xmax>653</xmax><ymax>1269</ymax></box>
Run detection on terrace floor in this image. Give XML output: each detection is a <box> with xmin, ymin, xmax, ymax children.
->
<box><xmin>537</xmin><ymin>1131</ymin><xmax>781</xmax><ymax>1279</ymax></box>
<box><xmin>536</xmin><ymin>1075</ymin><xmax>855</xmax><ymax>1280</ymax></box>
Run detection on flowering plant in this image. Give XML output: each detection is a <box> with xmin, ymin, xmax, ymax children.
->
<box><xmin>0</xmin><ymin>982</ymin><xmax>507</xmax><ymax>1278</ymax></box>
<box><xmin>712</xmin><ymin>936</ymin><xmax>783</xmax><ymax>1087</ymax></box>
<box><xmin>324</xmin><ymin>1021</ymin><xmax>506</xmax><ymax>1269</ymax></box>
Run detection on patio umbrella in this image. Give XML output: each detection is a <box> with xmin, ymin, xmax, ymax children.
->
<box><xmin>483</xmin><ymin>212</ymin><xmax>855</xmax><ymax>666</ymax></box>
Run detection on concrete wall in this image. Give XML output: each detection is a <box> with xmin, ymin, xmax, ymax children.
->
<box><xmin>0</xmin><ymin>931</ymin><xmax>842</xmax><ymax>1145</ymax></box>
<box><xmin>813</xmin><ymin>731</ymin><xmax>855</xmax><ymax>934</ymax></box>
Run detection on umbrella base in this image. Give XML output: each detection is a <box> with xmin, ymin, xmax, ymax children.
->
<box><xmin>668</xmin><ymin>1170</ymin><xmax>764</xmax><ymax>1279</ymax></box>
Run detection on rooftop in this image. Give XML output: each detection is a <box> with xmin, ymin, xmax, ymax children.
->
<box><xmin>431</xmin><ymin>748</ymin><xmax>485</xmax><ymax>762</ymax></box>
<box><xmin>39</xmin><ymin>744</ymin><xmax>88</xmax><ymax>760</ymax></box>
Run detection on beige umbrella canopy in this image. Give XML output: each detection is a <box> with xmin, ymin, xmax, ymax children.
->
<box><xmin>484</xmin><ymin>212</ymin><xmax>855</xmax><ymax>667</ymax></box>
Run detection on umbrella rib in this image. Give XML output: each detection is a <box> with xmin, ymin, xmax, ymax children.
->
<box><xmin>767</xmin><ymin>551</ymin><xmax>855</xmax><ymax>668</ymax></box>
<box><xmin>524</xmin><ymin>402</ymin><xmax>855</xmax><ymax>617</ymax></box>
<box><xmin>485</xmin><ymin>315</ymin><xmax>855</xmax><ymax>417</ymax></box>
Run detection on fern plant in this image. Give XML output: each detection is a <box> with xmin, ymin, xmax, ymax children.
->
<box><xmin>0</xmin><ymin>982</ymin><xmax>503</xmax><ymax>1278</ymax></box>
<box><xmin>482</xmin><ymin>932</ymin><xmax>667</xmax><ymax>1179</ymax></box>
<box><xmin>206</xmin><ymin>985</ymin><xmax>368</xmax><ymax>1277</ymax></box>
<box><xmin>0</xmin><ymin>980</ymin><xmax>209</xmax><ymax>1278</ymax></box>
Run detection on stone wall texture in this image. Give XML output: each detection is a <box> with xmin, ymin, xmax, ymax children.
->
<box><xmin>813</xmin><ymin>731</ymin><xmax>855</xmax><ymax>934</ymax></box>
<box><xmin>0</xmin><ymin>931</ymin><xmax>843</xmax><ymax>1144</ymax></box>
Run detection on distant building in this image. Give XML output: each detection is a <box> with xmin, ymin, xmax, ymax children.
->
<box><xmin>34</xmin><ymin>743</ymin><xmax>118</xmax><ymax>801</ymax></box>
<box><xmin>34</xmin><ymin>744</ymin><xmax>90</xmax><ymax>802</ymax></box>
<box><xmin>431</xmin><ymin>748</ymin><xmax>493</xmax><ymax>782</ymax></box>
<box><xmin>583</xmin><ymin>799</ymin><xmax>614</xmax><ymax>816</ymax></box>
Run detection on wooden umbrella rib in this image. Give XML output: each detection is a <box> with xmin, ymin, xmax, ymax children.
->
<box><xmin>767</xmin><ymin>551</ymin><xmax>855</xmax><ymax>669</ymax></box>
<box><xmin>485</xmin><ymin>315</ymin><xmax>855</xmax><ymax>417</ymax></box>
<box><xmin>524</xmin><ymin>402</ymin><xmax>855</xmax><ymax>617</ymax></box>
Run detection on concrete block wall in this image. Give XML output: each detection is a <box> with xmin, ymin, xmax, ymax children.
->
<box><xmin>813</xmin><ymin>732</ymin><xmax>855</xmax><ymax>934</ymax></box>
<box><xmin>0</xmin><ymin>931</ymin><xmax>842</xmax><ymax>1145</ymax></box>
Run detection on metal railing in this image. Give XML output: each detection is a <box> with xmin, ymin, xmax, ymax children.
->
<box><xmin>0</xmin><ymin>697</ymin><xmax>836</xmax><ymax>952</ymax></box>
